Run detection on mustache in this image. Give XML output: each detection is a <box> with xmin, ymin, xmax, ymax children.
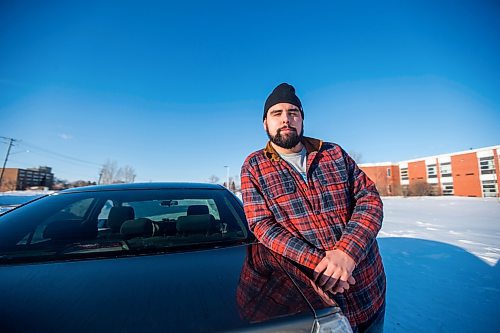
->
<box><xmin>277</xmin><ymin>126</ymin><xmax>297</xmax><ymax>133</ymax></box>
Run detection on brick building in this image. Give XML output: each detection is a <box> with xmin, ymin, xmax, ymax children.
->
<box><xmin>357</xmin><ymin>162</ymin><xmax>401</xmax><ymax>196</ymax></box>
<box><xmin>359</xmin><ymin>145</ymin><xmax>499</xmax><ymax>198</ymax></box>
<box><xmin>0</xmin><ymin>166</ymin><xmax>54</xmax><ymax>192</ymax></box>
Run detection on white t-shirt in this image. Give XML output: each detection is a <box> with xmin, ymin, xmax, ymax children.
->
<box><xmin>278</xmin><ymin>147</ymin><xmax>307</xmax><ymax>182</ymax></box>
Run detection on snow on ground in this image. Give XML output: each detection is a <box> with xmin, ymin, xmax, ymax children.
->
<box><xmin>378</xmin><ymin>196</ymin><xmax>500</xmax><ymax>332</ymax></box>
<box><xmin>0</xmin><ymin>190</ymin><xmax>53</xmax><ymax>208</ymax></box>
<box><xmin>380</xmin><ymin>196</ymin><xmax>500</xmax><ymax>266</ymax></box>
<box><xmin>1</xmin><ymin>190</ymin><xmax>55</xmax><ymax>196</ymax></box>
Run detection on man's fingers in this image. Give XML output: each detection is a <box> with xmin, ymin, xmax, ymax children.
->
<box><xmin>338</xmin><ymin>280</ymin><xmax>350</xmax><ymax>291</ymax></box>
<box><xmin>323</xmin><ymin>274</ymin><xmax>338</xmax><ymax>291</ymax></box>
<box><xmin>339</xmin><ymin>270</ymin><xmax>352</xmax><ymax>283</ymax></box>
<box><xmin>313</xmin><ymin>258</ymin><xmax>328</xmax><ymax>280</ymax></box>
<box><xmin>333</xmin><ymin>286</ymin><xmax>345</xmax><ymax>295</ymax></box>
<box><xmin>317</xmin><ymin>265</ymin><xmax>336</xmax><ymax>287</ymax></box>
<box><xmin>347</xmin><ymin>275</ymin><xmax>356</xmax><ymax>285</ymax></box>
<box><xmin>331</xmin><ymin>280</ymin><xmax>350</xmax><ymax>294</ymax></box>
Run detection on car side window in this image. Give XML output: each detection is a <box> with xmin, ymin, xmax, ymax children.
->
<box><xmin>59</xmin><ymin>198</ymin><xmax>94</xmax><ymax>219</ymax></box>
<box><xmin>29</xmin><ymin>198</ymin><xmax>95</xmax><ymax>245</ymax></box>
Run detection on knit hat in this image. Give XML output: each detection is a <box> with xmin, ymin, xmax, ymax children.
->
<box><xmin>263</xmin><ymin>83</ymin><xmax>303</xmax><ymax>120</ymax></box>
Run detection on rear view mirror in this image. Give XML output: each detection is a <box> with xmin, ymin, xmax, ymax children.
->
<box><xmin>160</xmin><ymin>200</ymin><xmax>178</xmax><ymax>207</ymax></box>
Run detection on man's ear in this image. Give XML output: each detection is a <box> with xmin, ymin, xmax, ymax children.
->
<box><xmin>263</xmin><ymin>119</ymin><xmax>267</xmax><ymax>131</ymax></box>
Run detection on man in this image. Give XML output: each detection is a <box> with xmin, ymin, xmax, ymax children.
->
<box><xmin>240</xmin><ymin>83</ymin><xmax>386</xmax><ymax>332</ymax></box>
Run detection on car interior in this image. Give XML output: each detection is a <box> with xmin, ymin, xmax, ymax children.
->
<box><xmin>60</xmin><ymin>199</ymin><xmax>243</xmax><ymax>250</ymax></box>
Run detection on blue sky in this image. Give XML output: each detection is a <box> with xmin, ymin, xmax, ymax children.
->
<box><xmin>1</xmin><ymin>0</ymin><xmax>499</xmax><ymax>183</ymax></box>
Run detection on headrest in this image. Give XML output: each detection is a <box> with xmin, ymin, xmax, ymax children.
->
<box><xmin>187</xmin><ymin>205</ymin><xmax>209</xmax><ymax>215</ymax></box>
<box><xmin>108</xmin><ymin>206</ymin><xmax>135</xmax><ymax>232</ymax></box>
<box><xmin>120</xmin><ymin>218</ymin><xmax>154</xmax><ymax>238</ymax></box>
<box><xmin>176</xmin><ymin>215</ymin><xmax>212</xmax><ymax>234</ymax></box>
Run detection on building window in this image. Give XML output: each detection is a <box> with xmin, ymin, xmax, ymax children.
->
<box><xmin>401</xmin><ymin>168</ymin><xmax>408</xmax><ymax>180</ymax></box>
<box><xmin>479</xmin><ymin>156</ymin><xmax>495</xmax><ymax>175</ymax></box>
<box><xmin>387</xmin><ymin>168</ymin><xmax>391</xmax><ymax>177</ymax></box>
<box><xmin>442</xmin><ymin>182</ymin><xmax>454</xmax><ymax>196</ymax></box>
<box><xmin>482</xmin><ymin>180</ymin><xmax>498</xmax><ymax>197</ymax></box>
<box><xmin>427</xmin><ymin>164</ymin><xmax>437</xmax><ymax>178</ymax></box>
<box><xmin>440</xmin><ymin>162</ymin><xmax>452</xmax><ymax>177</ymax></box>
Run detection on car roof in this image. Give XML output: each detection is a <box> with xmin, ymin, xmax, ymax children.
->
<box><xmin>59</xmin><ymin>182</ymin><xmax>225</xmax><ymax>194</ymax></box>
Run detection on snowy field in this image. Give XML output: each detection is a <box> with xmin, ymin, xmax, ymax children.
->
<box><xmin>378</xmin><ymin>196</ymin><xmax>500</xmax><ymax>332</ymax></box>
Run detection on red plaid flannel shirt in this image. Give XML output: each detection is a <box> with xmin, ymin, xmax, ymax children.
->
<box><xmin>240</xmin><ymin>136</ymin><xmax>386</xmax><ymax>326</ymax></box>
<box><xmin>236</xmin><ymin>244</ymin><xmax>313</xmax><ymax>323</ymax></box>
<box><xmin>237</xmin><ymin>244</ymin><xmax>342</xmax><ymax>324</ymax></box>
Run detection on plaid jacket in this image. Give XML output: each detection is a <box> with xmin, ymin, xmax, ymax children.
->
<box><xmin>240</xmin><ymin>136</ymin><xmax>386</xmax><ymax>326</ymax></box>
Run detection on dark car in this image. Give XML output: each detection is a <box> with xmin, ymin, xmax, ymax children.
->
<box><xmin>0</xmin><ymin>183</ymin><xmax>351</xmax><ymax>333</ymax></box>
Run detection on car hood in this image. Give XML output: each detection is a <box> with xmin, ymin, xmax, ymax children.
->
<box><xmin>0</xmin><ymin>242</ymin><xmax>335</xmax><ymax>332</ymax></box>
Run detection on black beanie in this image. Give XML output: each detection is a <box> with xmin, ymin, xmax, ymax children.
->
<box><xmin>263</xmin><ymin>83</ymin><xmax>303</xmax><ymax>120</ymax></box>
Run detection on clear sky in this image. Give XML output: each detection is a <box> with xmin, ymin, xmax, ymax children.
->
<box><xmin>1</xmin><ymin>0</ymin><xmax>499</xmax><ymax>183</ymax></box>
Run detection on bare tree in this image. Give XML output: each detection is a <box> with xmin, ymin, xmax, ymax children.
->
<box><xmin>229</xmin><ymin>177</ymin><xmax>236</xmax><ymax>192</ymax></box>
<box><xmin>99</xmin><ymin>160</ymin><xmax>118</xmax><ymax>184</ymax></box>
<box><xmin>221</xmin><ymin>176</ymin><xmax>240</xmax><ymax>193</ymax></box>
<box><xmin>118</xmin><ymin>165</ymin><xmax>136</xmax><ymax>183</ymax></box>
<box><xmin>408</xmin><ymin>181</ymin><xmax>434</xmax><ymax>196</ymax></box>
<box><xmin>233</xmin><ymin>174</ymin><xmax>241</xmax><ymax>191</ymax></box>
<box><xmin>208</xmin><ymin>175</ymin><xmax>220</xmax><ymax>184</ymax></box>
<box><xmin>100</xmin><ymin>161</ymin><xmax>136</xmax><ymax>184</ymax></box>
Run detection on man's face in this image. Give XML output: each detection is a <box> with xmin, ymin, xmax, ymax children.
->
<box><xmin>264</xmin><ymin>103</ymin><xmax>303</xmax><ymax>149</ymax></box>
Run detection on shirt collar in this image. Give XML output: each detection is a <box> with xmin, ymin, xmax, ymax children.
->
<box><xmin>264</xmin><ymin>136</ymin><xmax>323</xmax><ymax>161</ymax></box>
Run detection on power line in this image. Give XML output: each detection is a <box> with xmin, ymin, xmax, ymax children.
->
<box><xmin>17</xmin><ymin>141</ymin><xmax>102</xmax><ymax>167</ymax></box>
<box><xmin>25</xmin><ymin>150</ymin><xmax>101</xmax><ymax>169</ymax></box>
<box><xmin>7</xmin><ymin>157</ymin><xmax>98</xmax><ymax>181</ymax></box>
<box><xmin>2</xmin><ymin>136</ymin><xmax>104</xmax><ymax>185</ymax></box>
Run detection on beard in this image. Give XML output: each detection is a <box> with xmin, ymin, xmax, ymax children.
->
<box><xmin>266</xmin><ymin>124</ymin><xmax>304</xmax><ymax>149</ymax></box>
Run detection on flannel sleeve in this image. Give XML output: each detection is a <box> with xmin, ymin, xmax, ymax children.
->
<box><xmin>240</xmin><ymin>162</ymin><xmax>325</xmax><ymax>270</ymax></box>
<box><xmin>333</xmin><ymin>150</ymin><xmax>384</xmax><ymax>265</ymax></box>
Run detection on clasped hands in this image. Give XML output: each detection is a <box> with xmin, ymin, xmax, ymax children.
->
<box><xmin>312</xmin><ymin>249</ymin><xmax>356</xmax><ymax>295</ymax></box>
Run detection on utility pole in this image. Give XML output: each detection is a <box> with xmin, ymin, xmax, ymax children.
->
<box><xmin>0</xmin><ymin>136</ymin><xmax>16</xmax><ymax>190</ymax></box>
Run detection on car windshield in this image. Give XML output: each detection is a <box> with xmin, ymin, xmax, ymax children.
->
<box><xmin>0</xmin><ymin>188</ymin><xmax>250</xmax><ymax>264</ymax></box>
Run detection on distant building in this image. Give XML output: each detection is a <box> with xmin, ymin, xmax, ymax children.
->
<box><xmin>357</xmin><ymin>162</ymin><xmax>401</xmax><ymax>196</ymax></box>
<box><xmin>359</xmin><ymin>145</ymin><xmax>499</xmax><ymax>198</ymax></box>
<box><xmin>0</xmin><ymin>166</ymin><xmax>55</xmax><ymax>192</ymax></box>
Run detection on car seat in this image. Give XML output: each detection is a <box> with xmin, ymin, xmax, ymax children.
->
<box><xmin>107</xmin><ymin>206</ymin><xmax>135</xmax><ymax>233</ymax></box>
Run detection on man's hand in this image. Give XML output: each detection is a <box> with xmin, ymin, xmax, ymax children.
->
<box><xmin>331</xmin><ymin>276</ymin><xmax>356</xmax><ymax>294</ymax></box>
<box><xmin>313</xmin><ymin>249</ymin><xmax>356</xmax><ymax>291</ymax></box>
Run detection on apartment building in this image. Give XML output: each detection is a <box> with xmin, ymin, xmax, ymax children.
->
<box><xmin>0</xmin><ymin>166</ymin><xmax>54</xmax><ymax>192</ymax></box>
<box><xmin>359</xmin><ymin>145</ymin><xmax>499</xmax><ymax>198</ymax></box>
